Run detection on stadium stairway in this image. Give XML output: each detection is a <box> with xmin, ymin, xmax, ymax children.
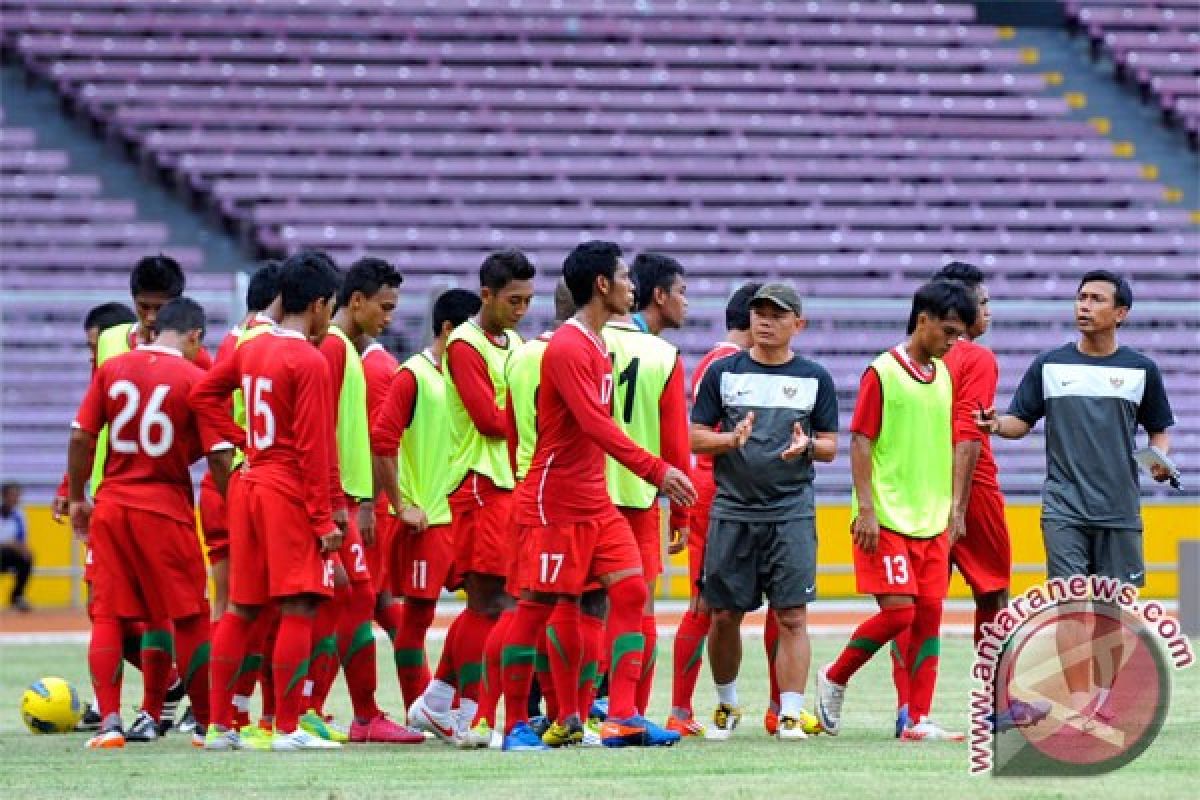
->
<box><xmin>0</xmin><ymin>60</ymin><xmax>254</xmax><ymax>274</ymax></box>
<box><xmin>1009</xmin><ymin>25</ymin><xmax>1199</xmax><ymax>208</ymax></box>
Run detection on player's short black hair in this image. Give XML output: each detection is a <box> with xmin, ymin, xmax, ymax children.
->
<box><xmin>155</xmin><ymin>296</ymin><xmax>207</xmax><ymax>336</ymax></box>
<box><xmin>725</xmin><ymin>281</ymin><xmax>763</xmax><ymax>331</ymax></box>
<box><xmin>631</xmin><ymin>252</ymin><xmax>685</xmax><ymax>311</ymax></box>
<box><xmin>906</xmin><ymin>279</ymin><xmax>978</xmax><ymax>335</ymax></box>
<box><xmin>563</xmin><ymin>240</ymin><xmax>622</xmax><ymax>308</ymax></box>
<box><xmin>83</xmin><ymin>302</ymin><xmax>136</xmax><ymax>332</ymax></box>
<box><xmin>432</xmin><ymin>288</ymin><xmax>482</xmax><ymax>335</ymax></box>
<box><xmin>130</xmin><ymin>254</ymin><xmax>185</xmax><ymax>298</ymax></box>
<box><xmin>280</xmin><ymin>250</ymin><xmax>341</xmax><ymax>314</ymax></box>
<box><xmin>479</xmin><ymin>249</ymin><xmax>536</xmax><ymax>291</ymax></box>
<box><xmin>337</xmin><ymin>257</ymin><xmax>404</xmax><ymax>308</ymax></box>
<box><xmin>246</xmin><ymin>261</ymin><xmax>283</xmax><ymax>313</ymax></box>
<box><xmin>1078</xmin><ymin>269</ymin><xmax>1133</xmax><ymax>309</ymax></box>
<box><xmin>932</xmin><ymin>260</ymin><xmax>985</xmax><ymax>289</ymax></box>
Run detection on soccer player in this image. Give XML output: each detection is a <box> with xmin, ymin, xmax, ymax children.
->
<box><xmin>200</xmin><ymin>261</ymin><xmax>284</xmax><ymax>622</ymax></box>
<box><xmin>976</xmin><ymin>270</ymin><xmax>1174</xmax><ymax>728</ymax></box>
<box><xmin>309</xmin><ymin>256</ymin><xmax>418</xmax><ymax>744</ymax></box>
<box><xmin>67</xmin><ymin>297</ymin><xmax>231</xmax><ymax>749</ymax></box>
<box><xmin>816</xmin><ymin>280</ymin><xmax>977</xmax><ymax>742</ymax></box>
<box><xmin>690</xmin><ymin>284</ymin><xmax>839</xmax><ymax>741</ymax></box>
<box><xmin>371</xmin><ymin>289</ymin><xmax>482</xmax><ymax>714</ymax></box>
<box><xmin>499</xmin><ymin>240</ymin><xmax>695</xmax><ymax>750</ymax></box>
<box><xmin>667</xmin><ymin>283</ymin><xmax>770</xmax><ymax>736</ymax></box>
<box><xmin>192</xmin><ymin>250</ymin><xmax>348</xmax><ymax>751</ymax></box>
<box><xmin>602</xmin><ymin>251</ymin><xmax>691</xmax><ymax>722</ymax></box>
<box><xmin>888</xmin><ymin>262</ymin><xmax>1014</xmax><ymax>734</ymax></box>
<box><xmin>407</xmin><ymin>251</ymin><xmax>535</xmax><ymax>745</ymax></box>
<box><xmin>360</xmin><ymin>327</ymin><xmax>400</xmax><ymax>651</ymax></box>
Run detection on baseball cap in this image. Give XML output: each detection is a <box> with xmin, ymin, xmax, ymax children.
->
<box><xmin>750</xmin><ymin>283</ymin><xmax>803</xmax><ymax>316</ymax></box>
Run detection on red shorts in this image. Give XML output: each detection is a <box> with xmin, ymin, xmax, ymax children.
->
<box><xmin>687</xmin><ymin>470</ymin><xmax>717</xmax><ymax>595</ymax></box>
<box><xmin>521</xmin><ymin>506</ymin><xmax>642</xmax><ymax>596</ymax></box>
<box><xmin>198</xmin><ymin>473</ymin><xmax>230</xmax><ymax>564</ymax></box>
<box><xmin>229</xmin><ymin>479</ymin><xmax>335</xmax><ymax>605</ymax></box>
<box><xmin>365</xmin><ymin>507</ymin><xmax>396</xmax><ymax>594</ymax></box>
<box><xmin>853</xmin><ymin>526</ymin><xmax>950</xmax><ymax>599</ymax></box>
<box><xmin>950</xmin><ymin>483</ymin><xmax>1012</xmax><ymax>594</ymax></box>
<box><xmin>88</xmin><ymin>501</ymin><xmax>208</xmax><ymax>621</ymax></box>
<box><xmin>621</xmin><ymin>505</ymin><xmax>663</xmax><ymax>580</ymax></box>
<box><xmin>393</xmin><ymin>523</ymin><xmax>455</xmax><ymax>600</ymax></box>
<box><xmin>339</xmin><ymin>501</ymin><xmax>372</xmax><ymax>586</ymax></box>
<box><xmin>452</xmin><ymin>488</ymin><xmax>514</xmax><ymax>579</ymax></box>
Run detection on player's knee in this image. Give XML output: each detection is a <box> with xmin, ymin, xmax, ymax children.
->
<box><xmin>710</xmin><ymin>608</ymin><xmax>742</xmax><ymax>629</ymax></box>
<box><xmin>580</xmin><ymin>588</ymin><xmax>608</xmax><ymax>619</ymax></box>
<box><xmin>883</xmin><ymin>603</ymin><xmax>917</xmax><ymax>634</ymax></box>
<box><xmin>774</xmin><ymin>606</ymin><xmax>807</xmax><ymax>633</ymax></box>
<box><xmin>607</xmin><ymin>575</ymin><xmax>648</xmax><ymax>614</ymax></box>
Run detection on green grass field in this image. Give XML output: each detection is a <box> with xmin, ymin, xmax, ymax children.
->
<box><xmin>1</xmin><ymin>635</ymin><xmax>1197</xmax><ymax>799</ymax></box>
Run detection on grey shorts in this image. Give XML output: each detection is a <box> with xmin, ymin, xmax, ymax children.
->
<box><xmin>701</xmin><ymin>516</ymin><xmax>817</xmax><ymax>612</ymax></box>
<box><xmin>1041</xmin><ymin>518</ymin><xmax>1145</xmax><ymax>587</ymax></box>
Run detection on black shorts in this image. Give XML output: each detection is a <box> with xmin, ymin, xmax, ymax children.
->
<box><xmin>701</xmin><ymin>516</ymin><xmax>817</xmax><ymax>612</ymax></box>
<box><xmin>1041</xmin><ymin>518</ymin><xmax>1144</xmax><ymax>587</ymax></box>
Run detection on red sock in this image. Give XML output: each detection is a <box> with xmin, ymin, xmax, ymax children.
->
<box><xmin>605</xmin><ymin>576</ymin><xmax>649</xmax><ymax>720</ymax></box>
<box><xmin>273</xmin><ymin>612</ymin><xmax>315</xmax><ymax>734</ymax></box>
<box><xmin>121</xmin><ymin>619</ymin><xmax>145</xmax><ymax>670</ymax></box>
<box><xmin>173</xmin><ymin>612</ymin><xmax>211</xmax><ymax>727</ymax></box>
<box><xmin>670</xmin><ymin>609</ymin><xmax>709</xmax><ymax>716</ymax></box>
<box><xmin>502</xmin><ymin>601</ymin><xmax>551</xmax><ymax>733</ymax></box>
<box><xmin>827</xmin><ymin>605</ymin><xmax>916</xmax><ymax>687</ymax></box>
<box><xmin>635</xmin><ymin>614</ymin><xmax>657</xmax><ymax>716</ymax></box>
<box><xmin>974</xmin><ymin>606</ymin><xmax>999</xmax><ymax>646</ymax></box>
<box><xmin>208</xmin><ymin>611</ymin><xmax>254</xmax><ymax>730</ymax></box>
<box><xmin>432</xmin><ymin>608</ymin><xmax>463</xmax><ymax>686</ymax></box>
<box><xmin>891</xmin><ymin>628</ymin><xmax>911</xmax><ymax>711</ymax></box>
<box><xmin>260</xmin><ymin>619</ymin><xmax>278</xmax><ymax>722</ymax></box>
<box><xmin>906</xmin><ymin>598</ymin><xmax>944</xmax><ymax>722</ymax></box>
<box><xmin>230</xmin><ymin>608</ymin><xmax>277</xmax><ymax>728</ymax></box>
<box><xmin>764</xmin><ymin>611</ymin><xmax>780</xmax><ymax>710</ymax></box>
<box><xmin>455</xmin><ymin>609</ymin><xmax>497</xmax><ymax>704</ymax></box>
<box><xmin>140</xmin><ymin>623</ymin><xmax>174</xmax><ymax>721</ymax></box>
<box><xmin>88</xmin><ymin>616</ymin><xmax>124</xmax><ymax>719</ymax></box>
<box><xmin>474</xmin><ymin>608</ymin><xmax>513</xmax><ymax>726</ymax></box>
<box><xmin>339</xmin><ymin>581</ymin><xmax>381</xmax><ymax>721</ymax></box>
<box><xmin>546</xmin><ymin>601</ymin><xmax>583</xmax><ymax>723</ymax></box>
<box><xmin>375</xmin><ymin>599</ymin><xmax>404</xmax><ymax>646</ymax></box>
<box><xmin>307</xmin><ymin>591</ymin><xmax>343</xmax><ymax>715</ymax></box>
<box><xmin>395</xmin><ymin>600</ymin><xmax>436</xmax><ymax>709</ymax></box>
<box><xmin>534</xmin><ymin>630</ymin><xmax>557</xmax><ymax>722</ymax></box>
<box><xmin>578</xmin><ymin>612</ymin><xmax>605</xmax><ymax>720</ymax></box>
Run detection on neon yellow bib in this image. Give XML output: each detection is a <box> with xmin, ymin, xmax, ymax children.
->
<box><xmin>603</xmin><ymin>322</ymin><xmax>677</xmax><ymax>509</ymax></box>
<box><xmin>396</xmin><ymin>352</ymin><xmax>453</xmax><ymax>526</ymax></box>
<box><xmin>444</xmin><ymin>320</ymin><xmax>521</xmax><ymax>491</ymax></box>
<box><xmin>851</xmin><ymin>351</ymin><xmax>953</xmax><ymax>538</ymax></box>
<box><xmin>505</xmin><ymin>336</ymin><xmax>549</xmax><ymax>481</ymax></box>
<box><xmin>329</xmin><ymin>326</ymin><xmax>372</xmax><ymax>500</ymax></box>
<box><xmin>89</xmin><ymin>323</ymin><xmax>137</xmax><ymax>492</ymax></box>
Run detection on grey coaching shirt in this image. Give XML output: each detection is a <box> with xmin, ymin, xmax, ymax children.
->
<box><xmin>691</xmin><ymin>351</ymin><xmax>839</xmax><ymax>521</ymax></box>
<box><xmin>1008</xmin><ymin>343</ymin><xmax>1174</xmax><ymax>528</ymax></box>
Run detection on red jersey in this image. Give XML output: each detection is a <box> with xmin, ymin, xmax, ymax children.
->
<box><xmin>362</xmin><ymin>341</ymin><xmax>399</xmax><ymax>425</ymax></box>
<box><xmin>517</xmin><ymin>319</ymin><xmax>669</xmax><ymax>525</ymax></box>
<box><xmin>191</xmin><ymin>328</ymin><xmax>342</xmax><ymax>537</ymax></box>
<box><xmin>941</xmin><ymin>337</ymin><xmax>1000</xmax><ymax>492</ymax></box>
<box><xmin>689</xmin><ymin>341</ymin><xmax>741</xmax><ymax>474</ymax></box>
<box><xmin>73</xmin><ymin>345</ymin><xmax>221</xmax><ymax>525</ymax></box>
<box><xmin>370</xmin><ymin>365</ymin><xmax>420</xmax><ymax>456</ymax></box>
<box><xmin>446</xmin><ymin>335</ymin><xmax>510</xmax><ymax>506</ymax></box>
<box><xmin>125</xmin><ymin>324</ymin><xmax>213</xmax><ymax>370</ymax></box>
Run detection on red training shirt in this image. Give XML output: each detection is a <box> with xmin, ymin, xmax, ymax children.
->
<box><xmin>72</xmin><ymin>345</ymin><xmax>224</xmax><ymax>525</ymax></box>
<box><xmin>941</xmin><ymin>337</ymin><xmax>1000</xmax><ymax>492</ymax></box>
<box><xmin>517</xmin><ymin>319</ymin><xmax>669</xmax><ymax>526</ymax></box>
<box><xmin>689</xmin><ymin>341</ymin><xmax>741</xmax><ymax>475</ymax></box>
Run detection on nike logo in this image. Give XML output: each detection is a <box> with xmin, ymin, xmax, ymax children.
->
<box><xmin>805</xmin><ymin>585</ymin><xmax>815</xmax><ymax>593</ymax></box>
<box><xmin>1128</xmin><ymin>572</ymin><xmax>1143</xmax><ymax>582</ymax></box>
<box><xmin>1061</xmin><ymin>380</ymin><xmax>1075</xmax><ymax>386</ymax></box>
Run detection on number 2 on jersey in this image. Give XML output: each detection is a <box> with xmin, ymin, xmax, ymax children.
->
<box><xmin>108</xmin><ymin>380</ymin><xmax>174</xmax><ymax>457</ymax></box>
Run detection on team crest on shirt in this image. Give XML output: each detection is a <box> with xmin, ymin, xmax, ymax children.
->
<box><xmin>783</xmin><ymin>385</ymin><xmax>798</xmax><ymax>399</ymax></box>
<box><xmin>1110</xmin><ymin>376</ymin><xmax>1125</xmax><ymax>389</ymax></box>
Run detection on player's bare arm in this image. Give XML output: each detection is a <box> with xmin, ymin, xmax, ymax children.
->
<box><xmin>849</xmin><ymin>432</ymin><xmax>879</xmax><ymax>553</ymax></box>
<box><xmin>690</xmin><ymin>411</ymin><xmax>754</xmax><ymax>455</ymax></box>
<box><xmin>206</xmin><ymin>447</ymin><xmax>235</xmax><ymax>496</ymax></box>
<box><xmin>1148</xmin><ymin>431</ymin><xmax>1173</xmax><ymax>482</ymax></box>
<box><xmin>65</xmin><ymin>427</ymin><xmax>98</xmax><ymax>542</ymax></box>
<box><xmin>974</xmin><ymin>406</ymin><xmax>1032</xmax><ymax>440</ymax></box>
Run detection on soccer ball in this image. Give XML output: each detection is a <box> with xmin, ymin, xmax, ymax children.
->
<box><xmin>20</xmin><ymin>676</ymin><xmax>83</xmax><ymax>734</ymax></box>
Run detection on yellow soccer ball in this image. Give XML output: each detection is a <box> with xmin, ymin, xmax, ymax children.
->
<box><xmin>21</xmin><ymin>677</ymin><xmax>83</xmax><ymax>734</ymax></box>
